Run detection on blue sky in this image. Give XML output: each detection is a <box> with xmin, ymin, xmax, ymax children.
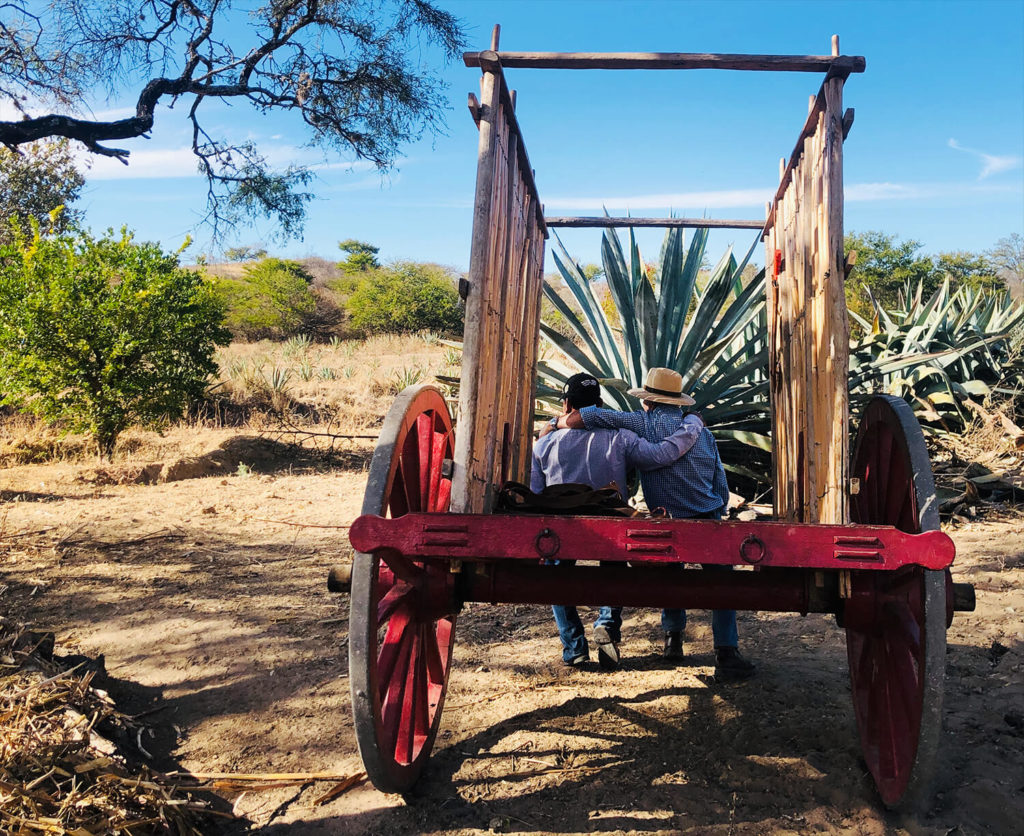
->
<box><xmin>28</xmin><ymin>0</ymin><xmax>1024</xmax><ymax>271</ymax></box>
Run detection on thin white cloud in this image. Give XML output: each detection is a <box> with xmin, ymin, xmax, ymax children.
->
<box><xmin>846</xmin><ymin>180</ymin><xmax>1021</xmax><ymax>201</ymax></box>
<box><xmin>845</xmin><ymin>182</ymin><xmax>919</xmax><ymax>201</ymax></box>
<box><xmin>948</xmin><ymin>138</ymin><xmax>1021</xmax><ymax>179</ymax></box>
<box><xmin>81</xmin><ymin>105</ymin><xmax>136</xmax><ymax>122</ymax></box>
<box><xmin>81</xmin><ymin>142</ymin><xmax>378</xmax><ymax>181</ymax></box>
<box><xmin>311</xmin><ymin>159</ymin><xmax>378</xmax><ymax>173</ymax></box>
<box><xmin>85</xmin><ymin>147</ymin><xmax>200</xmax><ymax>180</ymax></box>
<box><xmin>545</xmin><ymin>188</ymin><xmax>772</xmax><ymax>212</ymax></box>
<box><xmin>544</xmin><ymin>180</ymin><xmax>1021</xmax><ymax>213</ymax></box>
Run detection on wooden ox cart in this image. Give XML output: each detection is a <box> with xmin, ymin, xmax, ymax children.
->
<box><xmin>333</xmin><ymin>28</ymin><xmax>976</xmax><ymax>810</ymax></box>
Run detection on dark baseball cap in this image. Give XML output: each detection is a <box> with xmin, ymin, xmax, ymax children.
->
<box><xmin>561</xmin><ymin>373</ymin><xmax>602</xmax><ymax>408</ymax></box>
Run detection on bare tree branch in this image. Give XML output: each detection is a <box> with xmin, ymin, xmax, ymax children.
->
<box><xmin>0</xmin><ymin>0</ymin><xmax>465</xmax><ymax>240</ymax></box>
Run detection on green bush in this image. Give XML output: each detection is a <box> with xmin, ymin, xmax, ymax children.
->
<box><xmin>218</xmin><ymin>257</ymin><xmax>316</xmax><ymax>340</ymax></box>
<box><xmin>337</xmin><ymin>239</ymin><xmax>381</xmax><ymax>274</ymax></box>
<box><xmin>345</xmin><ymin>262</ymin><xmax>463</xmax><ymax>336</ymax></box>
<box><xmin>0</xmin><ymin>225</ymin><xmax>230</xmax><ymax>458</ymax></box>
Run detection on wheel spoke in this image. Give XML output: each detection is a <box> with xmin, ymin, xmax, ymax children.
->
<box><xmin>401</xmin><ymin>430</ymin><xmax>422</xmax><ymax>513</ymax></box>
<box><xmin>434</xmin><ymin>478</ymin><xmax>452</xmax><ymax>513</ymax></box>
<box><xmin>414</xmin><ymin>624</ymin><xmax>432</xmax><ymax>744</ymax></box>
<box><xmin>423</xmin><ymin>622</ymin><xmax>445</xmax><ymax>684</ymax></box>
<box><xmin>871</xmin><ymin>639</ymin><xmax>899</xmax><ymax>779</ymax></box>
<box><xmin>394</xmin><ymin>630</ymin><xmax>422</xmax><ymax>765</ymax></box>
<box><xmin>417</xmin><ymin>413</ymin><xmax>434</xmax><ymax>509</ymax></box>
<box><xmin>890</xmin><ymin>599</ymin><xmax>922</xmax><ymax>655</ymax></box>
<box><xmin>380</xmin><ymin>621</ymin><xmax>416</xmax><ymax>759</ymax></box>
<box><xmin>389</xmin><ymin>462</ymin><xmax>410</xmax><ymax>517</ymax></box>
<box><xmin>866</xmin><ymin>429</ymin><xmax>881</xmax><ymax>523</ymax></box>
<box><xmin>377</xmin><ymin>581</ymin><xmax>413</xmax><ymax>626</ymax></box>
<box><xmin>885</xmin><ymin>454</ymin><xmax>909</xmax><ymax>528</ymax></box>
<box><xmin>876</xmin><ymin>428</ymin><xmax>894</xmax><ymax>522</ymax></box>
<box><xmin>888</xmin><ymin>634</ymin><xmax>922</xmax><ymax>737</ymax></box>
<box><xmin>428</xmin><ymin>429</ymin><xmax>448</xmax><ymax>511</ymax></box>
<box><xmin>376</xmin><ymin>607</ymin><xmax>413</xmax><ymax>705</ymax></box>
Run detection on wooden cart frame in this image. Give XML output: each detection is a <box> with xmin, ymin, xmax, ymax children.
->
<box><xmin>336</xmin><ymin>27</ymin><xmax>975</xmax><ymax>811</ymax></box>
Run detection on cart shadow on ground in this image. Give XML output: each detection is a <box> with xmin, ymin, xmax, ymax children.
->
<box><xmin>260</xmin><ymin>603</ymin><xmax>1023</xmax><ymax>835</ymax></box>
<box><xmin>6</xmin><ymin>517</ymin><xmax>1022</xmax><ymax>834</ymax></box>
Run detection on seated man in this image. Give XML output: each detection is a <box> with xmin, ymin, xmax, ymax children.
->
<box><xmin>557</xmin><ymin>366</ymin><xmax>756</xmax><ymax>680</ymax></box>
<box><xmin>533</xmin><ymin>372</ymin><xmax>702</xmax><ymax>670</ymax></box>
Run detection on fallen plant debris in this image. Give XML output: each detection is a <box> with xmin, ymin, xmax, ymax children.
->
<box><xmin>930</xmin><ymin>401</ymin><xmax>1024</xmax><ymax>523</ymax></box>
<box><xmin>0</xmin><ymin>620</ymin><xmax>227</xmax><ymax>835</ymax></box>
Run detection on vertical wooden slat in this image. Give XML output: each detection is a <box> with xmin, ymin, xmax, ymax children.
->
<box><xmin>453</xmin><ymin>67</ymin><xmax>501</xmax><ymax>514</ymax></box>
<box><xmin>454</xmin><ymin>61</ymin><xmax>547</xmax><ymax>513</ymax></box>
<box><xmin>765</xmin><ymin>80</ymin><xmax>850</xmax><ymax>524</ymax></box>
<box><xmin>821</xmin><ymin>75</ymin><xmax>849</xmax><ymax>524</ymax></box>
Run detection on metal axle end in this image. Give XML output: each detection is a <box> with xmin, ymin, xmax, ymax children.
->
<box><xmin>328</xmin><ymin>564</ymin><xmax>353</xmax><ymax>593</ymax></box>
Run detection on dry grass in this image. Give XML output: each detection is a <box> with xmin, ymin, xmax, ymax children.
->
<box><xmin>0</xmin><ymin>334</ymin><xmax>459</xmax><ymax>466</ymax></box>
<box><xmin>213</xmin><ymin>332</ymin><xmax>457</xmax><ymax>429</ymax></box>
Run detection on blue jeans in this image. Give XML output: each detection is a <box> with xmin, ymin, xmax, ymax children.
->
<box><xmin>661</xmin><ymin>507</ymin><xmax>739</xmax><ymax>648</ymax></box>
<box><xmin>552</xmin><ymin>604</ymin><xmax>622</xmax><ymax>662</ymax></box>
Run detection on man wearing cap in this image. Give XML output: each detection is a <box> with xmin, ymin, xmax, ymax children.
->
<box><xmin>533</xmin><ymin>372</ymin><xmax>704</xmax><ymax>670</ymax></box>
<box><xmin>555</xmin><ymin>366</ymin><xmax>757</xmax><ymax>680</ymax></box>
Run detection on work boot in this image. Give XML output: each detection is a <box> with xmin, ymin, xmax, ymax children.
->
<box><xmin>663</xmin><ymin>631</ymin><xmax>685</xmax><ymax>662</ymax></box>
<box><xmin>563</xmin><ymin>652</ymin><xmax>589</xmax><ymax>667</ymax></box>
<box><xmin>593</xmin><ymin>626</ymin><xmax>620</xmax><ymax>671</ymax></box>
<box><xmin>715</xmin><ymin>646</ymin><xmax>757</xmax><ymax>680</ymax></box>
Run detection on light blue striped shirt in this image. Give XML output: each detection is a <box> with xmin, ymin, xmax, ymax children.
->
<box><xmin>531</xmin><ymin>422</ymin><xmax>701</xmax><ymax>498</ymax></box>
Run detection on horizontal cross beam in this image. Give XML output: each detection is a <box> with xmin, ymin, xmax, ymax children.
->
<box><xmin>464</xmin><ymin>51</ymin><xmax>866</xmax><ymax>74</ymax></box>
<box><xmin>545</xmin><ymin>216</ymin><xmax>766</xmax><ymax>230</ymax></box>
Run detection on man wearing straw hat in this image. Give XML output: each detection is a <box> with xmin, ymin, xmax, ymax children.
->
<box><xmin>556</xmin><ymin>366</ymin><xmax>757</xmax><ymax>680</ymax></box>
<box><xmin>533</xmin><ymin>372</ymin><xmax>704</xmax><ymax>671</ymax></box>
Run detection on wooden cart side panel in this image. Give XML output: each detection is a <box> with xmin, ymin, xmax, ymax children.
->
<box><xmin>452</xmin><ymin>62</ymin><xmax>547</xmax><ymax>514</ymax></box>
<box><xmin>765</xmin><ymin>77</ymin><xmax>850</xmax><ymax>525</ymax></box>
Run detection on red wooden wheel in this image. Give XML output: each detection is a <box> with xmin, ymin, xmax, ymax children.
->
<box><xmin>349</xmin><ymin>385</ymin><xmax>457</xmax><ymax>793</ymax></box>
<box><xmin>847</xmin><ymin>395</ymin><xmax>946</xmax><ymax>810</ymax></box>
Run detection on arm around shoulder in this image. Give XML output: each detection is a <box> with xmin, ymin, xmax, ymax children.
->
<box><xmin>578</xmin><ymin>405</ymin><xmax>646</xmax><ymax>433</ymax></box>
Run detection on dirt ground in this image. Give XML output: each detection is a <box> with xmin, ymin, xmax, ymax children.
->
<box><xmin>1</xmin><ymin>438</ymin><xmax>1022</xmax><ymax>835</ymax></box>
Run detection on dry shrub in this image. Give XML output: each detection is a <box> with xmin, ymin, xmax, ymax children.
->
<box><xmin>0</xmin><ymin>621</ymin><xmax>225</xmax><ymax>833</ymax></box>
<box><xmin>936</xmin><ymin>395</ymin><xmax>1024</xmax><ymax>467</ymax></box>
<box><xmin>0</xmin><ymin>423</ymin><xmax>94</xmax><ymax>466</ymax></box>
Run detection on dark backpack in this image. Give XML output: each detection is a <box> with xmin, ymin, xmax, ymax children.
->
<box><xmin>496</xmin><ymin>481</ymin><xmax>640</xmax><ymax>517</ymax></box>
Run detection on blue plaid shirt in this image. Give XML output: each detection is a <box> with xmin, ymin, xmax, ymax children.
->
<box><xmin>580</xmin><ymin>405</ymin><xmax>730</xmax><ymax>518</ymax></box>
<box><xmin>531</xmin><ymin>424</ymin><xmax>701</xmax><ymax>499</ymax></box>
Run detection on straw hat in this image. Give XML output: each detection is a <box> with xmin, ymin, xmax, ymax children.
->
<box><xmin>627</xmin><ymin>367</ymin><xmax>696</xmax><ymax>407</ymax></box>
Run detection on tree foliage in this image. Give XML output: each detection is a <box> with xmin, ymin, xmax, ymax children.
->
<box><xmin>217</xmin><ymin>257</ymin><xmax>316</xmax><ymax>340</ymax></box>
<box><xmin>989</xmin><ymin>233</ymin><xmax>1024</xmax><ymax>296</ymax></box>
<box><xmin>223</xmin><ymin>245</ymin><xmax>268</xmax><ymax>263</ymax></box>
<box><xmin>845</xmin><ymin>230</ymin><xmax>1002</xmax><ymax>318</ymax></box>
<box><xmin>346</xmin><ymin>261</ymin><xmax>462</xmax><ymax>335</ymax></box>
<box><xmin>0</xmin><ymin>139</ymin><xmax>85</xmax><ymax>245</ymax></box>
<box><xmin>338</xmin><ymin>239</ymin><xmax>381</xmax><ymax>274</ymax></box>
<box><xmin>0</xmin><ymin>224</ymin><xmax>230</xmax><ymax>458</ymax></box>
<box><xmin>0</xmin><ymin>1</ymin><xmax>465</xmax><ymax>239</ymax></box>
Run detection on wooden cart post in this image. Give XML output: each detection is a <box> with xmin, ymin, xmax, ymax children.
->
<box><xmin>453</xmin><ymin>29</ymin><xmax>548</xmax><ymax>515</ymax></box>
<box><xmin>764</xmin><ymin>41</ymin><xmax>853</xmax><ymax>525</ymax></box>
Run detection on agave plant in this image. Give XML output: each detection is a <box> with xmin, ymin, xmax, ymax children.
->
<box><xmin>538</xmin><ymin>226</ymin><xmax>771</xmax><ymax>486</ymax></box>
<box><xmin>849</xmin><ymin>279</ymin><xmax>1024</xmax><ymax>431</ymax></box>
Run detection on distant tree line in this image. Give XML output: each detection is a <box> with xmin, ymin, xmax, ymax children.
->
<box><xmin>844</xmin><ymin>230</ymin><xmax>1023</xmax><ymax>319</ymax></box>
<box><xmin>210</xmin><ymin>238</ymin><xmax>464</xmax><ymax>341</ymax></box>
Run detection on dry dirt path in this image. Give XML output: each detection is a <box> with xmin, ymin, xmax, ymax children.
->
<box><xmin>1</xmin><ymin>451</ymin><xmax>1022</xmax><ymax>835</ymax></box>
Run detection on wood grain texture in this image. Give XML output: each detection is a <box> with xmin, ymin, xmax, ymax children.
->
<box><xmin>452</xmin><ymin>62</ymin><xmax>547</xmax><ymax>514</ymax></box>
<box><xmin>764</xmin><ymin>78</ymin><xmax>850</xmax><ymax>525</ymax></box>
<box><xmin>464</xmin><ymin>51</ymin><xmax>865</xmax><ymax>74</ymax></box>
